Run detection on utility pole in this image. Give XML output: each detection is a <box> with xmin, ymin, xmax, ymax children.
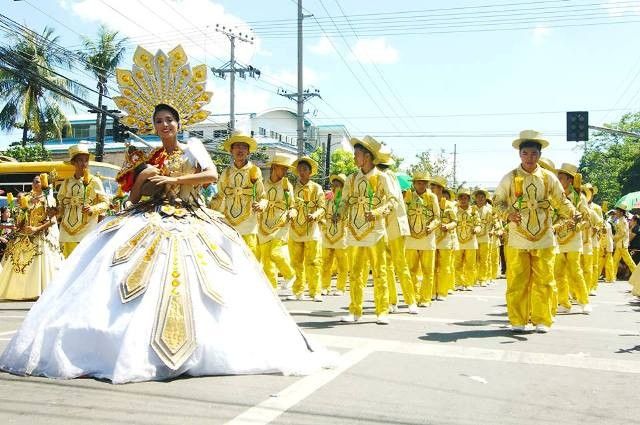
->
<box><xmin>453</xmin><ymin>143</ymin><xmax>457</xmax><ymax>188</ymax></box>
<box><xmin>211</xmin><ymin>25</ymin><xmax>260</xmax><ymax>133</ymax></box>
<box><xmin>278</xmin><ymin>0</ymin><xmax>320</xmax><ymax>157</ymax></box>
<box><xmin>325</xmin><ymin>133</ymin><xmax>332</xmax><ymax>189</ymax></box>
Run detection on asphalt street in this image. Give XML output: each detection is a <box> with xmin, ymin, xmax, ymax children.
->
<box><xmin>1</xmin><ymin>279</ymin><xmax>639</xmax><ymax>425</ymax></box>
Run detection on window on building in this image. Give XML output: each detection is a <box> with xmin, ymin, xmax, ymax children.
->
<box><xmin>259</xmin><ymin>127</ymin><xmax>266</xmax><ymax>136</ymax></box>
<box><xmin>74</xmin><ymin>124</ymin><xmax>90</xmax><ymax>139</ymax></box>
<box><xmin>189</xmin><ymin>130</ymin><xmax>204</xmax><ymax>138</ymax></box>
<box><xmin>213</xmin><ymin>129</ymin><xmax>228</xmax><ymax>139</ymax></box>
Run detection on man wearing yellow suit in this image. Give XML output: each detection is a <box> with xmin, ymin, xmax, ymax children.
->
<box><xmin>494</xmin><ymin>130</ymin><xmax>575</xmax><ymax>333</ymax></box>
<box><xmin>430</xmin><ymin>176</ymin><xmax>457</xmax><ymax>301</ymax></box>
<box><xmin>58</xmin><ymin>144</ymin><xmax>109</xmax><ymax>257</ymax></box>
<box><xmin>257</xmin><ymin>153</ymin><xmax>297</xmax><ymax>290</ymax></box>
<box><xmin>214</xmin><ymin>132</ymin><xmax>267</xmax><ymax>259</ymax></box>
<box><xmin>341</xmin><ymin>136</ymin><xmax>394</xmax><ymax>324</ymax></box>
<box><xmin>454</xmin><ymin>187</ymin><xmax>481</xmax><ymax>291</ymax></box>
<box><xmin>553</xmin><ymin>163</ymin><xmax>592</xmax><ymax>315</ymax></box>
<box><xmin>376</xmin><ymin>147</ymin><xmax>418</xmax><ymax>314</ymax></box>
<box><xmin>612</xmin><ymin>205</ymin><xmax>637</xmax><ymax>277</ymax></box>
<box><xmin>474</xmin><ymin>188</ymin><xmax>493</xmax><ymax>287</ymax></box>
<box><xmin>582</xmin><ymin>184</ymin><xmax>604</xmax><ymax>294</ymax></box>
<box><xmin>404</xmin><ymin>172</ymin><xmax>440</xmax><ymax>306</ymax></box>
<box><xmin>321</xmin><ymin>174</ymin><xmax>349</xmax><ymax>296</ymax></box>
<box><xmin>287</xmin><ymin>157</ymin><xmax>326</xmax><ymax>302</ymax></box>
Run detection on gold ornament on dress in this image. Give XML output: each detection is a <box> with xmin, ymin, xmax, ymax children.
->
<box><xmin>112</xmin><ymin>45</ymin><xmax>213</xmax><ymax>134</ymax></box>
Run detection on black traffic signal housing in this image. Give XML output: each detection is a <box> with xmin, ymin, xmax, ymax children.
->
<box><xmin>567</xmin><ymin>111</ymin><xmax>589</xmax><ymax>141</ymax></box>
<box><xmin>112</xmin><ymin>119</ymin><xmax>132</xmax><ymax>143</ymax></box>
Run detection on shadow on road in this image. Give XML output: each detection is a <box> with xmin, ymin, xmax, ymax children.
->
<box><xmin>615</xmin><ymin>345</ymin><xmax>640</xmax><ymax>354</ymax></box>
<box><xmin>419</xmin><ymin>328</ymin><xmax>528</xmax><ymax>343</ymax></box>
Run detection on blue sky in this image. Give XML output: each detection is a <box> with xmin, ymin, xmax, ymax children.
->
<box><xmin>2</xmin><ymin>0</ymin><xmax>640</xmax><ymax>186</ymax></box>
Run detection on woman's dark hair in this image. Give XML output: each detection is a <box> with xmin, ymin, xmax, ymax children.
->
<box><xmin>0</xmin><ymin>206</ymin><xmax>8</xmax><ymax>214</ymax></box>
<box><xmin>519</xmin><ymin>140</ymin><xmax>542</xmax><ymax>152</ymax></box>
<box><xmin>153</xmin><ymin>104</ymin><xmax>180</xmax><ymax>123</ymax></box>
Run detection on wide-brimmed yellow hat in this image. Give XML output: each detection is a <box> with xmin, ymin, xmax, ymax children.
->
<box><xmin>557</xmin><ymin>162</ymin><xmax>579</xmax><ymax>178</ymax></box>
<box><xmin>350</xmin><ymin>135</ymin><xmax>382</xmax><ymax>160</ymax></box>
<box><xmin>512</xmin><ymin>129</ymin><xmax>550</xmax><ymax>149</ymax></box>
<box><xmin>445</xmin><ymin>188</ymin><xmax>457</xmax><ymax>200</ymax></box>
<box><xmin>412</xmin><ymin>171</ymin><xmax>430</xmax><ymax>182</ymax></box>
<box><xmin>65</xmin><ymin>144</ymin><xmax>95</xmax><ymax>164</ymax></box>
<box><xmin>329</xmin><ymin>173</ymin><xmax>347</xmax><ymax>185</ymax></box>
<box><xmin>473</xmin><ymin>188</ymin><xmax>489</xmax><ymax>198</ymax></box>
<box><xmin>374</xmin><ymin>146</ymin><xmax>394</xmax><ymax>166</ymax></box>
<box><xmin>292</xmin><ymin>156</ymin><xmax>318</xmax><ymax>177</ymax></box>
<box><xmin>268</xmin><ymin>152</ymin><xmax>296</xmax><ymax>168</ymax></box>
<box><xmin>538</xmin><ymin>157</ymin><xmax>556</xmax><ymax>172</ymax></box>
<box><xmin>457</xmin><ymin>187</ymin><xmax>471</xmax><ymax>197</ymax></box>
<box><xmin>223</xmin><ymin>132</ymin><xmax>258</xmax><ymax>153</ymax></box>
<box><xmin>429</xmin><ymin>176</ymin><xmax>447</xmax><ymax>188</ymax></box>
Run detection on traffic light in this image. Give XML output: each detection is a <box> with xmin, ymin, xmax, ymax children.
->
<box><xmin>567</xmin><ymin>111</ymin><xmax>589</xmax><ymax>141</ymax></box>
<box><xmin>112</xmin><ymin>119</ymin><xmax>130</xmax><ymax>143</ymax></box>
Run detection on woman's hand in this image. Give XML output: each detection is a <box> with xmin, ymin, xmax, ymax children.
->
<box><xmin>508</xmin><ymin>212</ymin><xmax>521</xmax><ymax>224</ymax></box>
<box><xmin>23</xmin><ymin>225</ymin><xmax>36</xmax><ymax>235</ymax></box>
<box><xmin>147</xmin><ymin>175</ymin><xmax>178</xmax><ymax>186</ymax></box>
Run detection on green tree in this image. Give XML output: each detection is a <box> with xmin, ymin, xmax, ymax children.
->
<box><xmin>210</xmin><ymin>146</ymin><xmax>269</xmax><ymax>174</ymax></box>
<box><xmin>78</xmin><ymin>25</ymin><xmax>128</xmax><ymax>162</ymax></box>
<box><xmin>578</xmin><ymin>112</ymin><xmax>640</xmax><ymax>206</ymax></box>
<box><xmin>0</xmin><ymin>27</ymin><xmax>77</xmax><ymax>146</ymax></box>
<box><xmin>406</xmin><ymin>149</ymin><xmax>453</xmax><ymax>181</ymax></box>
<box><xmin>2</xmin><ymin>144</ymin><xmax>51</xmax><ymax>162</ymax></box>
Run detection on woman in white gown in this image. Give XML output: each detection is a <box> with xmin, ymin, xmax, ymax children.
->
<box><xmin>0</xmin><ymin>46</ymin><xmax>332</xmax><ymax>384</ymax></box>
<box><xmin>0</xmin><ymin>176</ymin><xmax>62</xmax><ymax>300</ymax></box>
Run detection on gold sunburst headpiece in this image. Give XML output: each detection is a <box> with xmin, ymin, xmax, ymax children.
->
<box><xmin>112</xmin><ymin>45</ymin><xmax>213</xmax><ymax>134</ymax></box>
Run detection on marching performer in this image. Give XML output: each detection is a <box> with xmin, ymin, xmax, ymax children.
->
<box><xmin>581</xmin><ymin>183</ymin><xmax>604</xmax><ymax>295</ymax></box>
<box><xmin>599</xmin><ymin>209</ymin><xmax>616</xmax><ymax>283</ymax></box>
<box><xmin>215</xmin><ymin>132</ymin><xmax>267</xmax><ymax>259</ymax></box>
<box><xmin>494</xmin><ymin>130</ymin><xmax>575</xmax><ymax>333</ymax></box>
<box><xmin>474</xmin><ymin>188</ymin><xmax>493</xmax><ymax>287</ymax></box>
<box><xmin>257</xmin><ymin>153</ymin><xmax>297</xmax><ymax>290</ymax></box>
<box><xmin>612</xmin><ymin>205</ymin><xmax>637</xmax><ymax>278</ymax></box>
<box><xmin>553</xmin><ymin>163</ymin><xmax>592</xmax><ymax>314</ymax></box>
<box><xmin>430</xmin><ymin>176</ymin><xmax>457</xmax><ymax>300</ymax></box>
<box><xmin>404</xmin><ymin>172</ymin><xmax>440</xmax><ymax>306</ymax></box>
<box><xmin>321</xmin><ymin>174</ymin><xmax>349</xmax><ymax>296</ymax></box>
<box><xmin>287</xmin><ymin>157</ymin><xmax>325</xmax><ymax>301</ymax></box>
<box><xmin>454</xmin><ymin>187</ymin><xmax>481</xmax><ymax>291</ymax></box>
<box><xmin>57</xmin><ymin>144</ymin><xmax>109</xmax><ymax>257</ymax></box>
<box><xmin>341</xmin><ymin>136</ymin><xmax>394</xmax><ymax>324</ymax></box>
<box><xmin>376</xmin><ymin>148</ymin><xmax>417</xmax><ymax>314</ymax></box>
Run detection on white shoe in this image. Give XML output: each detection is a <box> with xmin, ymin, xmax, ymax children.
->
<box><xmin>285</xmin><ymin>294</ymin><xmax>310</xmax><ymax>301</ymax></box>
<box><xmin>535</xmin><ymin>324</ymin><xmax>549</xmax><ymax>333</ymax></box>
<box><xmin>281</xmin><ymin>276</ymin><xmax>295</xmax><ymax>291</ymax></box>
<box><xmin>463</xmin><ymin>287</ymin><xmax>472</xmax><ymax>291</ymax></box>
<box><xmin>511</xmin><ymin>325</ymin><xmax>525</xmax><ymax>332</ymax></box>
<box><xmin>408</xmin><ymin>303</ymin><xmax>419</xmax><ymax>314</ymax></box>
<box><xmin>332</xmin><ymin>290</ymin><xmax>344</xmax><ymax>296</ymax></box>
<box><xmin>589</xmin><ymin>290</ymin><xmax>597</xmax><ymax>296</ymax></box>
<box><xmin>417</xmin><ymin>301</ymin><xmax>431</xmax><ymax>308</ymax></box>
<box><xmin>313</xmin><ymin>294</ymin><xmax>323</xmax><ymax>302</ymax></box>
<box><xmin>448</xmin><ymin>289</ymin><xmax>454</xmax><ymax>295</ymax></box>
<box><xmin>557</xmin><ymin>305</ymin><xmax>571</xmax><ymax>314</ymax></box>
<box><xmin>340</xmin><ymin>314</ymin><xmax>360</xmax><ymax>323</ymax></box>
<box><xmin>454</xmin><ymin>286</ymin><xmax>463</xmax><ymax>291</ymax></box>
<box><xmin>320</xmin><ymin>289</ymin><xmax>329</xmax><ymax>296</ymax></box>
<box><xmin>389</xmin><ymin>304</ymin><xmax>398</xmax><ymax>313</ymax></box>
<box><xmin>579</xmin><ymin>304</ymin><xmax>592</xmax><ymax>314</ymax></box>
<box><xmin>376</xmin><ymin>314</ymin><xmax>390</xmax><ymax>325</ymax></box>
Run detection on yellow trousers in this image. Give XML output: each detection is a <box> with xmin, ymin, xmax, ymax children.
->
<box><xmin>476</xmin><ymin>243</ymin><xmax>490</xmax><ymax>284</ymax></box>
<box><xmin>386</xmin><ymin>237</ymin><xmax>416</xmax><ymax>306</ymax></box>
<box><xmin>406</xmin><ymin>249</ymin><xmax>435</xmax><ymax>304</ymax></box>
<box><xmin>434</xmin><ymin>249</ymin><xmax>453</xmax><ymax>298</ymax></box>
<box><xmin>260</xmin><ymin>239</ymin><xmax>295</xmax><ymax>289</ymax></box>
<box><xmin>590</xmin><ymin>246</ymin><xmax>600</xmax><ymax>291</ymax></box>
<box><xmin>61</xmin><ymin>242</ymin><xmax>79</xmax><ymax>258</ymax></box>
<box><xmin>490</xmin><ymin>243</ymin><xmax>501</xmax><ymax>279</ymax></box>
<box><xmin>599</xmin><ymin>251</ymin><xmax>615</xmax><ymax>282</ymax></box>
<box><xmin>581</xmin><ymin>253</ymin><xmax>594</xmax><ymax>293</ymax></box>
<box><xmin>554</xmin><ymin>251</ymin><xmax>589</xmax><ymax>309</ymax></box>
<box><xmin>455</xmin><ymin>249</ymin><xmax>477</xmax><ymax>288</ymax></box>
<box><xmin>505</xmin><ymin>246</ymin><xmax>555</xmax><ymax>327</ymax></box>
<box><xmin>242</xmin><ymin>234</ymin><xmax>260</xmax><ymax>261</ymax></box>
<box><xmin>349</xmin><ymin>239</ymin><xmax>389</xmax><ymax>316</ymax></box>
<box><xmin>322</xmin><ymin>247</ymin><xmax>348</xmax><ymax>292</ymax></box>
<box><xmin>289</xmin><ymin>239</ymin><xmax>321</xmax><ymax>297</ymax></box>
<box><xmin>613</xmin><ymin>247</ymin><xmax>637</xmax><ymax>275</ymax></box>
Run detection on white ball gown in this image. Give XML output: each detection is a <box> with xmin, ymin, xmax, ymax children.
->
<box><xmin>0</xmin><ymin>139</ymin><xmax>333</xmax><ymax>383</ymax></box>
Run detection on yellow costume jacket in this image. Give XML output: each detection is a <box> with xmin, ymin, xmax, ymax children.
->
<box><xmin>476</xmin><ymin>203</ymin><xmax>493</xmax><ymax>244</ymax></box>
<box><xmin>435</xmin><ymin>199</ymin><xmax>457</xmax><ymax>250</ymax></box>
<box><xmin>456</xmin><ymin>205</ymin><xmax>481</xmax><ymax>250</ymax></box>
<box><xmin>290</xmin><ymin>180</ymin><xmax>325</xmax><ymax>242</ymax></box>
<box><xmin>404</xmin><ymin>189</ymin><xmax>440</xmax><ymax>251</ymax></box>
<box><xmin>257</xmin><ymin>177</ymin><xmax>295</xmax><ymax>244</ymax></box>
<box><xmin>57</xmin><ymin>174</ymin><xmax>108</xmax><ymax>243</ymax></box>
<box><xmin>323</xmin><ymin>189</ymin><xmax>348</xmax><ymax>249</ymax></box>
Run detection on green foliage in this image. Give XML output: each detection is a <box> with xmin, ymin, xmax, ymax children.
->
<box><xmin>578</xmin><ymin>112</ymin><xmax>640</xmax><ymax>206</ymax></box>
<box><xmin>309</xmin><ymin>148</ymin><xmax>360</xmax><ymax>188</ymax></box>
<box><xmin>405</xmin><ymin>149</ymin><xmax>453</xmax><ymax>181</ymax></box>
<box><xmin>2</xmin><ymin>144</ymin><xmax>51</xmax><ymax>162</ymax></box>
<box><xmin>210</xmin><ymin>146</ymin><xmax>269</xmax><ymax>174</ymax></box>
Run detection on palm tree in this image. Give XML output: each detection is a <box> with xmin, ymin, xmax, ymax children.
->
<box><xmin>0</xmin><ymin>26</ymin><xmax>76</xmax><ymax>146</ymax></box>
<box><xmin>78</xmin><ymin>25</ymin><xmax>128</xmax><ymax>162</ymax></box>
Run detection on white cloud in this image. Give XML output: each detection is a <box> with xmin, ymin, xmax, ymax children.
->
<box><xmin>271</xmin><ymin>66</ymin><xmax>321</xmax><ymax>88</ymax></box>
<box><xmin>309</xmin><ymin>36</ymin><xmax>334</xmax><ymax>55</ymax></box>
<box><xmin>532</xmin><ymin>25</ymin><xmax>550</xmax><ymax>43</ymax></box>
<box><xmin>350</xmin><ymin>37</ymin><xmax>399</xmax><ymax>64</ymax></box>
<box><xmin>605</xmin><ymin>0</ymin><xmax>640</xmax><ymax>17</ymax></box>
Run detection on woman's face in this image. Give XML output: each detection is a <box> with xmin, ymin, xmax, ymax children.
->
<box><xmin>153</xmin><ymin>110</ymin><xmax>179</xmax><ymax>140</ymax></box>
<box><xmin>1</xmin><ymin>210</ymin><xmax>9</xmax><ymax>221</ymax></box>
<box><xmin>32</xmin><ymin>176</ymin><xmax>42</xmax><ymax>192</ymax></box>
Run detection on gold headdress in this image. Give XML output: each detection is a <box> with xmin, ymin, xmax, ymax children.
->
<box><xmin>112</xmin><ymin>45</ymin><xmax>213</xmax><ymax>134</ymax></box>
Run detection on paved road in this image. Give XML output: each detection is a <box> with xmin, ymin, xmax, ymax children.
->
<box><xmin>1</xmin><ymin>280</ymin><xmax>639</xmax><ymax>425</ymax></box>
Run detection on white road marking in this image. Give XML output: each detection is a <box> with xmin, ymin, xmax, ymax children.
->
<box><xmin>0</xmin><ymin>330</ymin><xmax>16</xmax><ymax>336</ymax></box>
<box><xmin>312</xmin><ymin>334</ymin><xmax>640</xmax><ymax>374</ymax></box>
<box><xmin>225</xmin><ymin>347</ymin><xmax>373</xmax><ymax>425</ymax></box>
<box><xmin>0</xmin><ymin>316</ymin><xmax>26</xmax><ymax>319</ymax></box>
